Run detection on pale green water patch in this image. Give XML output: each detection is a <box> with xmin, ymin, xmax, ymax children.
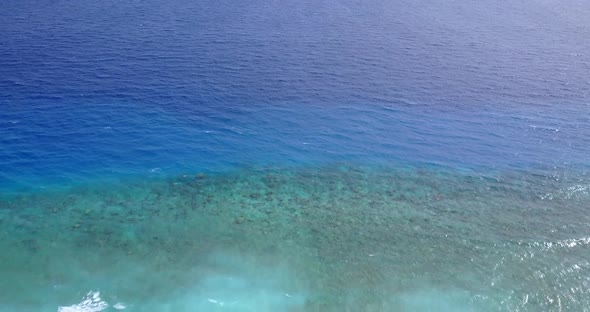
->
<box><xmin>1</xmin><ymin>165</ymin><xmax>590</xmax><ymax>311</ymax></box>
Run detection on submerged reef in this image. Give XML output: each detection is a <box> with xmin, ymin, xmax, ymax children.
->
<box><xmin>1</xmin><ymin>165</ymin><xmax>590</xmax><ymax>311</ymax></box>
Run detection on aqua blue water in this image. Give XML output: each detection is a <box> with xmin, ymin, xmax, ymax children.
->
<box><xmin>1</xmin><ymin>0</ymin><xmax>590</xmax><ymax>311</ymax></box>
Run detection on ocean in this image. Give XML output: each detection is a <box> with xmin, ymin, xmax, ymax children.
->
<box><xmin>1</xmin><ymin>0</ymin><xmax>590</xmax><ymax>310</ymax></box>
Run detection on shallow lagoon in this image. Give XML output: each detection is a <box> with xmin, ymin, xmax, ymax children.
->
<box><xmin>2</xmin><ymin>165</ymin><xmax>589</xmax><ymax>311</ymax></box>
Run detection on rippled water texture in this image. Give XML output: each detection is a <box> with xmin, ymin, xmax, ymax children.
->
<box><xmin>1</xmin><ymin>0</ymin><xmax>590</xmax><ymax>311</ymax></box>
<box><xmin>2</xmin><ymin>166</ymin><xmax>590</xmax><ymax>311</ymax></box>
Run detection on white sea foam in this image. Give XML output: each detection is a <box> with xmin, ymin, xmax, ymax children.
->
<box><xmin>57</xmin><ymin>292</ymin><xmax>109</xmax><ymax>312</ymax></box>
<box><xmin>57</xmin><ymin>291</ymin><xmax>126</xmax><ymax>312</ymax></box>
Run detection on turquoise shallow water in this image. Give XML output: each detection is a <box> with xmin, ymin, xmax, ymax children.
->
<box><xmin>2</xmin><ymin>165</ymin><xmax>590</xmax><ymax>311</ymax></box>
<box><xmin>2</xmin><ymin>0</ymin><xmax>590</xmax><ymax>310</ymax></box>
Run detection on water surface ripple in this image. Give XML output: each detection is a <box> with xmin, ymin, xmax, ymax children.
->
<box><xmin>1</xmin><ymin>0</ymin><xmax>590</xmax><ymax>311</ymax></box>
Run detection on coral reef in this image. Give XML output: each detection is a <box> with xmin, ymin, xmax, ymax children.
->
<box><xmin>1</xmin><ymin>165</ymin><xmax>589</xmax><ymax>311</ymax></box>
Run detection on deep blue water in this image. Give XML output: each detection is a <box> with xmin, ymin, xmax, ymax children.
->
<box><xmin>2</xmin><ymin>99</ymin><xmax>590</xmax><ymax>192</ymax></box>
<box><xmin>2</xmin><ymin>0</ymin><xmax>590</xmax><ymax>311</ymax></box>
<box><xmin>2</xmin><ymin>0</ymin><xmax>590</xmax><ymax>192</ymax></box>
